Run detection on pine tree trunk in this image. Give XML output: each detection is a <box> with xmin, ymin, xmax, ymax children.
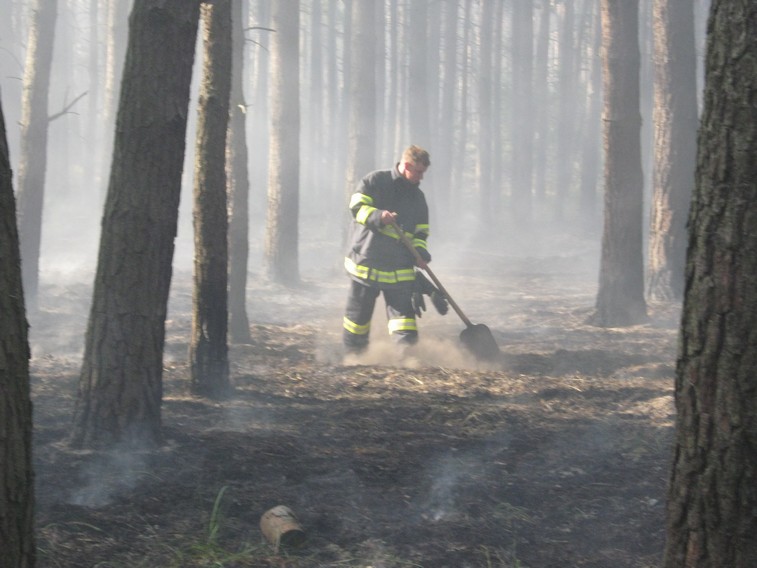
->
<box><xmin>511</xmin><ymin>0</ymin><xmax>534</xmax><ymax>227</ymax></box>
<box><xmin>646</xmin><ymin>0</ymin><xmax>698</xmax><ymax>301</ymax></box>
<box><xmin>589</xmin><ymin>0</ymin><xmax>648</xmax><ymax>327</ymax></box>
<box><xmin>264</xmin><ymin>0</ymin><xmax>300</xmax><ymax>284</ymax></box>
<box><xmin>227</xmin><ymin>0</ymin><xmax>252</xmax><ymax>345</ymax></box>
<box><xmin>345</xmin><ymin>0</ymin><xmax>377</xmax><ymax>202</ymax></box>
<box><xmin>0</xmin><ymin>95</ymin><xmax>35</xmax><ymax>568</ymax></box>
<box><xmin>72</xmin><ymin>0</ymin><xmax>201</xmax><ymax>449</ymax></box>
<box><xmin>190</xmin><ymin>0</ymin><xmax>233</xmax><ymax>398</ymax></box>
<box><xmin>663</xmin><ymin>2</ymin><xmax>757</xmax><ymax>566</ymax></box>
<box><xmin>15</xmin><ymin>0</ymin><xmax>57</xmax><ymax>310</ymax></box>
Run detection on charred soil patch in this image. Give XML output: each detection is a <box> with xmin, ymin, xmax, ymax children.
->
<box><xmin>31</xmin><ymin>254</ymin><xmax>677</xmax><ymax>567</ymax></box>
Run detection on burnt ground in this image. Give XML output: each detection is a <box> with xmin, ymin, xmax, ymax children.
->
<box><xmin>30</xmin><ymin>238</ymin><xmax>678</xmax><ymax>568</ymax></box>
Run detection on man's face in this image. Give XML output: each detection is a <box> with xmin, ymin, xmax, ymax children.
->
<box><xmin>403</xmin><ymin>161</ymin><xmax>428</xmax><ymax>185</ymax></box>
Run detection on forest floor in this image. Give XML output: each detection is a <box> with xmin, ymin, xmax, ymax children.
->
<box><xmin>30</xmin><ymin>233</ymin><xmax>678</xmax><ymax>568</ymax></box>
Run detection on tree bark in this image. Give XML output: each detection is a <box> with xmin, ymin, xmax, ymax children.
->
<box><xmin>663</xmin><ymin>2</ymin><xmax>757</xmax><ymax>566</ymax></box>
<box><xmin>345</xmin><ymin>0</ymin><xmax>377</xmax><ymax>203</ymax></box>
<box><xmin>589</xmin><ymin>0</ymin><xmax>648</xmax><ymax>327</ymax></box>
<box><xmin>554</xmin><ymin>0</ymin><xmax>576</xmax><ymax>221</ymax></box>
<box><xmin>227</xmin><ymin>0</ymin><xmax>252</xmax><ymax>345</ymax></box>
<box><xmin>477</xmin><ymin>0</ymin><xmax>495</xmax><ymax>227</ymax></box>
<box><xmin>72</xmin><ymin>0</ymin><xmax>201</xmax><ymax>449</ymax></box>
<box><xmin>646</xmin><ymin>0</ymin><xmax>698</xmax><ymax>301</ymax></box>
<box><xmin>15</xmin><ymin>0</ymin><xmax>57</xmax><ymax>310</ymax></box>
<box><xmin>264</xmin><ymin>0</ymin><xmax>300</xmax><ymax>284</ymax></box>
<box><xmin>0</xmin><ymin>93</ymin><xmax>35</xmax><ymax>568</ymax></box>
<box><xmin>190</xmin><ymin>0</ymin><xmax>233</xmax><ymax>398</ymax></box>
<box><xmin>511</xmin><ymin>0</ymin><xmax>534</xmax><ymax>227</ymax></box>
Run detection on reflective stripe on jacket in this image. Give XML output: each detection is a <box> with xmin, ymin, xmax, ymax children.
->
<box><xmin>345</xmin><ymin>165</ymin><xmax>430</xmax><ymax>289</ymax></box>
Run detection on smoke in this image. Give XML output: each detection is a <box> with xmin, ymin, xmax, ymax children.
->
<box><xmin>69</xmin><ymin>449</ymin><xmax>148</xmax><ymax>508</ymax></box>
<box><xmin>420</xmin><ymin>451</ymin><xmax>490</xmax><ymax>522</ymax></box>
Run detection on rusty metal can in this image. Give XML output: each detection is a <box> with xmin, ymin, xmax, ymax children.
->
<box><xmin>260</xmin><ymin>505</ymin><xmax>306</xmax><ymax>551</ymax></box>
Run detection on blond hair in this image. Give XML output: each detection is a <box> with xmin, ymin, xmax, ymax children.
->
<box><xmin>401</xmin><ymin>145</ymin><xmax>430</xmax><ymax>167</ymax></box>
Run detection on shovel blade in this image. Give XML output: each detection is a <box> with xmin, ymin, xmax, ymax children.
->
<box><xmin>460</xmin><ymin>323</ymin><xmax>500</xmax><ymax>361</ymax></box>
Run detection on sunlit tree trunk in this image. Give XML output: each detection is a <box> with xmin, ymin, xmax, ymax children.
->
<box><xmin>345</xmin><ymin>0</ymin><xmax>376</xmax><ymax>202</ymax></box>
<box><xmin>100</xmin><ymin>0</ymin><xmax>131</xmax><ymax>197</ymax></box>
<box><xmin>15</xmin><ymin>0</ymin><xmax>57</xmax><ymax>310</ymax></box>
<box><xmin>374</xmin><ymin>1</ymin><xmax>386</xmax><ymax>162</ymax></box>
<box><xmin>589</xmin><ymin>0</ymin><xmax>648</xmax><ymax>327</ymax></box>
<box><xmin>533</xmin><ymin>0</ymin><xmax>550</xmax><ymax>209</ymax></box>
<box><xmin>325</xmin><ymin>0</ymin><xmax>343</xmax><ymax>208</ymax></box>
<box><xmin>452</xmin><ymin>0</ymin><xmax>472</xmax><ymax>216</ymax></box>
<box><xmin>264</xmin><ymin>0</ymin><xmax>299</xmax><ymax>284</ymax></box>
<box><xmin>87</xmin><ymin>0</ymin><xmax>101</xmax><ymax>192</ymax></box>
<box><xmin>0</xmin><ymin>0</ymin><xmax>25</xmax><ymax>159</ymax></box>
<box><xmin>554</xmin><ymin>0</ymin><xmax>576</xmax><ymax>221</ymax></box>
<box><xmin>247</xmin><ymin>0</ymin><xmax>270</xmax><ymax>218</ymax></box>
<box><xmin>578</xmin><ymin>3</ymin><xmax>602</xmax><ymax>229</ymax></box>
<box><xmin>664</xmin><ymin>3</ymin><xmax>757</xmax><ymax>566</ymax></box>
<box><xmin>305</xmin><ymin>0</ymin><xmax>323</xmax><ymax>213</ymax></box>
<box><xmin>477</xmin><ymin>0</ymin><xmax>495</xmax><ymax>227</ymax></box>
<box><xmin>511</xmin><ymin>0</ymin><xmax>534</xmax><ymax>227</ymax></box>
<box><xmin>434</xmin><ymin>0</ymin><xmax>458</xmax><ymax>229</ymax></box>
<box><xmin>227</xmin><ymin>0</ymin><xmax>252</xmax><ymax>345</ymax></box>
<box><xmin>384</xmin><ymin>0</ymin><xmax>399</xmax><ymax>163</ymax></box>
<box><xmin>72</xmin><ymin>0</ymin><xmax>201</xmax><ymax>449</ymax></box>
<box><xmin>646</xmin><ymin>0</ymin><xmax>698</xmax><ymax>301</ymax></box>
<box><xmin>190</xmin><ymin>0</ymin><xmax>232</xmax><ymax>398</ymax></box>
<box><xmin>0</xmin><ymin>95</ymin><xmax>35</xmax><ymax>568</ymax></box>
<box><xmin>407</xmin><ymin>0</ymin><xmax>430</xmax><ymax>147</ymax></box>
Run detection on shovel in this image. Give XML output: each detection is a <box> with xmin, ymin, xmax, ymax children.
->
<box><xmin>390</xmin><ymin>221</ymin><xmax>500</xmax><ymax>361</ymax></box>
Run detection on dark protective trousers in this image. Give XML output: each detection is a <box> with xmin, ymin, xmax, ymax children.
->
<box><xmin>343</xmin><ymin>280</ymin><xmax>418</xmax><ymax>352</ymax></box>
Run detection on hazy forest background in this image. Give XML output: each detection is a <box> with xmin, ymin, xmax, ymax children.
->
<box><xmin>10</xmin><ymin>0</ymin><xmax>757</xmax><ymax>567</ymax></box>
<box><xmin>1</xmin><ymin>0</ymin><xmax>710</xmax><ymax>289</ymax></box>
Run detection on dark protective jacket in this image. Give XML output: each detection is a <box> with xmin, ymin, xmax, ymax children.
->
<box><xmin>345</xmin><ymin>164</ymin><xmax>430</xmax><ymax>289</ymax></box>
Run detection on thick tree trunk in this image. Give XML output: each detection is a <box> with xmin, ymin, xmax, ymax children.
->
<box><xmin>589</xmin><ymin>0</ymin><xmax>648</xmax><ymax>327</ymax></box>
<box><xmin>663</xmin><ymin>2</ymin><xmax>757</xmax><ymax>567</ymax></box>
<box><xmin>264</xmin><ymin>0</ymin><xmax>300</xmax><ymax>284</ymax></box>
<box><xmin>0</xmin><ymin>95</ymin><xmax>35</xmax><ymax>568</ymax></box>
<box><xmin>190</xmin><ymin>0</ymin><xmax>233</xmax><ymax>398</ymax></box>
<box><xmin>646</xmin><ymin>0</ymin><xmax>698</xmax><ymax>301</ymax></box>
<box><xmin>72</xmin><ymin>0</ymin><xmax>201</xmax><ymax>449</ymax></box>
<box><xmin>227</xmin><ymin>0</ymin><xmax>252</xmax><ymax>345</ymax></box>
<box><xmin>15</xmin><ymin>0</ymin><xmax>57</xmax><ymax>310</ymax></box>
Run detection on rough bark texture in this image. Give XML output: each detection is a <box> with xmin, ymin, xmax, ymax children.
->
<box><xmin>663</xmin><ymin>2</ymin><xmax>757</xmax><ymax>567</ymax></box>
<box><xmin>15</xmin><ymin>0</ymin><xmax>57</xmax><ymax>309</ymax></box>
<box><xmin>71</xmin><ymin>0</ymin><xmax>201</xmax><ymax>449</ymax></box>
<box><xmin>646</xmin><ymin>0</ymin><xmax>698</xmax><ymax>301</ymax></box>
<box><xmin>0</xmin><ymin>96</ymin><xmax>35</xmax><ymax>568</ymax></box>
<box><xmin>264</xmin><ymin>0</ymin><xmax>300</xmax><ymax>284</ymax></box>
<box><xmin>227</xmin><ymin>0</ymin><xmax>252</xmax><ymax>345</ymax></box>
<box><xmin>590</xmin><ymin>0</ymin><xmax>648</xmax><ymax>327</ymax></box>
<box><xmin>190</xmin><ymin>0</ymin><xmax>232</xmax><ymax>398</ymax></box>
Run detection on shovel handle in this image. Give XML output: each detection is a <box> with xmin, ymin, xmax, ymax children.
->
<box><xmin>389</xmin><ymin>220</ymin><xmax>473</xmax><ymax>327</ymax></box>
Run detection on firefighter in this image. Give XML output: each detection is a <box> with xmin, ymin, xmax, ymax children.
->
<box><xmin>343</xmin><ymin>145</ymin><xmax>448</xmax><ymax>355</ymax></box>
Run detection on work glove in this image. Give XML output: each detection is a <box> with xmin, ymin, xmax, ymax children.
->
<box><xmin>414</xmin><ymin>271</ymin><xmax>448</xmax><ymax>316</ymax></box>
<box><xmin>430</xmin><ymin>290</ymin><xmax>449</xmax><ymax>316</ymax></box>
<box><xmin>411</xmin><ymin>290</ymin><xmax>427</xmax><ymax>318</ymax></box>
<box><xmin>415</xmin><ymin>247</ymin><xmax>431</xmax><ymax>264</ymax></box>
